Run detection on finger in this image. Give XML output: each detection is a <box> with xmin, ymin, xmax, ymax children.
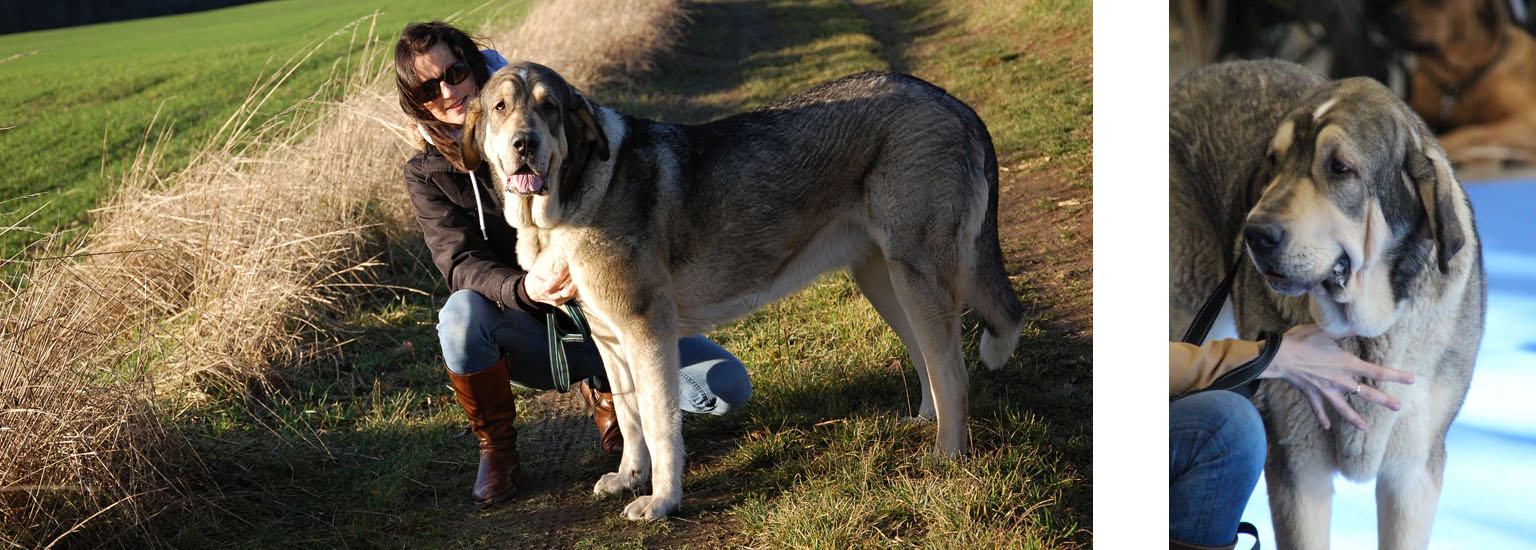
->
<box><xmin>1364</xmin><ymin>361</ymin><xmax>1414</xmax><ymax>385</ymax></box>
<box><xmin>1358</xmin><ymin>385</ymin><xmax>1401</xmax><ymax>411</ymax></box>
<box><xmin>1304</xmin><ymin>388</ymin><xmax>1331</xmax><ymax>430</ymax></box>
<box><xmin>1324</xmin><ymin>390</ymin><xmax>1367</xmax><ymax>430</ymax></box>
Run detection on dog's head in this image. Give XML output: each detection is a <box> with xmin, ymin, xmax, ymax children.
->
<box><xmin>1243</xmin><ymin>77</ymin><xmax>1467</xmax><ymax>337</ymax></box>
<box><xmin>461</xmin><ymin>61</ymin><xmax>610</xmax><ymax>229</ymax></box>
<box><xmin>1389</xmin><ymin>0</ymin><xmax>1507</xmax><ymax>57</ymax></box>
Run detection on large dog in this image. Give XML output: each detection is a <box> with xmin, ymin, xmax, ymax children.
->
<box><xmin>460</xmin><ymin>62</ymin><xmax>1024</xmax><ymax>520</ymax></box>
<box><xmin>1170</xmin><ymin>60</ymin><xmax>1485</xmax><ymax>549</ymax></box>
<box><xmin>1391</xmin><ymin>0</ymin><xmax>1536</xmax><ymax>169</ymax></box>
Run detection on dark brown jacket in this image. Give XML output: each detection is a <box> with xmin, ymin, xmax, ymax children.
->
<box><xmin>403</xmin><ymin>143</ymin><xmax>545</xmax><ymax>314</ymax></box>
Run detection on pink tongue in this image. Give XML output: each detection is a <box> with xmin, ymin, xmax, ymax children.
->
<box><xmin>507</xmin><ymin>173</ymin><xmax>544</xmax><ymax>195</ymax></box>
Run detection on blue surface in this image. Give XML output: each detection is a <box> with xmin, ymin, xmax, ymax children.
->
<box><xmin>1240</xmin><ymin>180</ymin><xmax>1536</xmax><ymax>549</ymax></box>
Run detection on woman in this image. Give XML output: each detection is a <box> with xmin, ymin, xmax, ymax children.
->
<box><xmin>1168</xmin><ymin>324</ymin><xmax>1413</xmax><ymax>549</ymax></box>
<box><xmin>394</xmin><ymin>21</ymin><xmax>752</xmax><ymax>508</ymax></box>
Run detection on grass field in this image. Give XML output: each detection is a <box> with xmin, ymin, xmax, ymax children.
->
<box><xmin>1</xmin><ymin>0</ymin><xmax>1092</xmax><ymax>547</ymax></box>
<box><xmin>0</xmin><ymin>0</ymin><xmax>528</xmax><ymax>271</ymax></box>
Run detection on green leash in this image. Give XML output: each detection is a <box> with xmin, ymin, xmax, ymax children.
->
<box><xmin>546</xmin><ymin>303</ymin><xmax>590</xmax><ymax>393</ymax></box>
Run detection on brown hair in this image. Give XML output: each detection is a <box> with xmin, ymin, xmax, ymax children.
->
<box><xmin>395</xmin><ymin>21</ymin><xmax>491</xmax><ymax>171</ymax></box>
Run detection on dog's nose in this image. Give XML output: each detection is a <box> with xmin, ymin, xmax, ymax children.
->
<box><xmin>512</xmin><ymin>134</ymin><xmax>540</xmax><ymax>154</ymax></box>
<box><xmin>1243</xmin><ymin>220</ymin><xmax>1285</xmax><ymax>257</ymax></box>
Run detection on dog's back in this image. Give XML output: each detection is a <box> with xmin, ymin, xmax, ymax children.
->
<box><xmin>601</xmin><ymin>72</ymin><xmax>1021</xmax><ymax>356</ymax></box>
<box><xmin>1168</xmin><ymin>60</ymin><xmax>1327</xmax><ymax>337</ymax></box>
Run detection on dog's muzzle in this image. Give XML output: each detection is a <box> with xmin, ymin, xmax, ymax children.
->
<box><xmin>1243</xmin><ymin>219</ymin><xmax>1351</xmax><ymax>296</ymax></box>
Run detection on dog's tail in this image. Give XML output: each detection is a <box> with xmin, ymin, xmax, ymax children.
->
<box><xmin>969</xmin><ymin>133</ymin><xmax>1026</xmax><ymax>371</ymax></box>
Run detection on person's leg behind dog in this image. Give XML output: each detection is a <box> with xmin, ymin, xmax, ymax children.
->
<box><xmin>1169</xmin><ymin>390</ymin><xmax>1267</xmax><ymax>548</ymax></box>
<box><xmin>438</xmin><ymin>290</ymin><xmax>753</xmax><ymax>464</ymax></box>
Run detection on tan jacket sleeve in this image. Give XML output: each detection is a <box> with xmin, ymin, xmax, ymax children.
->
<box><xmin>1169</xmin><ymin>339</ymin><xmax>1264</xmax><ymax>397</ymax></box>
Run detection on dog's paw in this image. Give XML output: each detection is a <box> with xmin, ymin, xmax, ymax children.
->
<box><xmin>594</xmin><ymin>471</ymin><xmax>638</xmax><ymax>496</ymax></box>
<box><xmin>622</xmin><ymin>494</ymin><xmax>677</xmax><ymax>521</ymax></box>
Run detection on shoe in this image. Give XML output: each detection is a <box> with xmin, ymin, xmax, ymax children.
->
<box><xmin>575</xmin><ymin>380</ymin><xmax>622</xmax><ymax>455</ymax></box>
<box><xmin>447</xmin><ymin>357</ymin><xmax>520</xmax><ymax>507</ymax></box>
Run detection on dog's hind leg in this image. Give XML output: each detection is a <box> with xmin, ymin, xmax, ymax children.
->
<box><xmin>885</xmin><ymin>258</ymin><xmax>970</xmax><ymax>456</ymax></box>
<box><xmin>1375</xmin><ymin>440</ymin><xmax>1445</xmax><ymax>549</ymax></box>
<box><xmin>851</xmin><ymin>255</ymin><xmax>933</xmax><ymax>420</ymax></box>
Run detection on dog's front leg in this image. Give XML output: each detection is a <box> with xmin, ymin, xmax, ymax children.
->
<box><xmin>592</xmin><ymin>335</ymin><xmax>650</xmax><ymax>496</ymax></box>
<box><xmin>616</xmin><ymin>309</ymin><xmax>684</xmax><ymax>521</ymax></box>
<box><xmin>1265</xmin><ymin>444</ymin><xmax>1337</xmax><ymax>550</ymax></box>
<box><xmin>1374</xmin><ymin>421</ymin><xmax>1445</xmax><ymax>550</ymax></box>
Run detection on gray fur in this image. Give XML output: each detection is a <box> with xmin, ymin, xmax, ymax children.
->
<box><xmin>1170</xmin><ymin>60</ymin><xmax>1486</xmax><ymax>549</ymax></box>
<box><xmin>466</xmin><ymin>62</ymin><xmax>1026</xmax><ymax>520</ymax></box>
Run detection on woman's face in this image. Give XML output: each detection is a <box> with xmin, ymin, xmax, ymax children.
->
<box><xmin>413</xmin><ymin>43</ymin><xmax>477</xmax><ymax>126</ymax></box>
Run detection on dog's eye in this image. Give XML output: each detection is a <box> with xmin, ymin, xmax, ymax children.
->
<box><xmin>494</xmin><ymin>101</ymin><xmax>506</xmax><ymax>112</ymax></box>
<box><xmin>1327</xmin><ymin>157</ymin><xmax>1353</xmax><ymax>177</ymax></box>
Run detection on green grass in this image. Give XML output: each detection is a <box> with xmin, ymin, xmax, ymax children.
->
<box><xmin>0</xmin><ymin>0</ymin><xmax>529</xmax><ymax>270</ymax></box>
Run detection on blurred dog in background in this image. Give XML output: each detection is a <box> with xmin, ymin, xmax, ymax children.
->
<box><xmin>1391</xmin><ymin>0</ymin><xmax>1536</xmax><ymax>170</ymax></box>
<box><xmin>1173</xmin><ymin>0</ymin><xmax>1536</xmax><ymax>173</ymax></box>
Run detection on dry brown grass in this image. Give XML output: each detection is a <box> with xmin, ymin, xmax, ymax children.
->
<box><xmin>485</xmin><ymin>0</ymin><xmax>688</xmax><ymax>91</ymax></box>
<box><xmin>0</xmin><ymin>1</ymin><xmax>684</xmax><ymax>546</ymax></box>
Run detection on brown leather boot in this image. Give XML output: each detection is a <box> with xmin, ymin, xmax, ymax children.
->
<box><xmin>447</xmin><ymin>357</ymin><xmax>520</xmax><ymax>508</ymax></box>
<box><xmin>575</xmin><ymin>380</ymin><xmax>622</xmax><ymax>455</ymax></box>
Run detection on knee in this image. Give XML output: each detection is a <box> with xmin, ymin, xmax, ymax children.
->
<box><xmin>678</xmin><ymin>336</ymin><xmax>753</xmax><ymax>416</ymax></box>
<box><xmin>438</xmin><ymin>290</ymin><xmax>493</xmax><ymax>359</ymax></box>
<box><xmin>706</xmin><ymin>359</ymin><xmax>753</xmax><ymax>415</ymax></box>
<box><xmin>1174</xmin><ymin>391</ymin><xmax>1267</xmax><ymax>472</ymax></box>
<box><xmin>1209</xmin><ymin>392</ymin><xmax>1267</xmax><ymax>473</ymax></box>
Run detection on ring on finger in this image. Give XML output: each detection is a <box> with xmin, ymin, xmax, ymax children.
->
<box><xmin>1351</xmin><ymin>384</ymin><xmax>1362</xmax><ymax>396</ymax></box>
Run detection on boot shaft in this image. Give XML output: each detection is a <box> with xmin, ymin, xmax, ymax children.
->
<box><xmin>447</xmin><ymin>358</ymin><xmax>519</xmax><ymax>452</ymax></box>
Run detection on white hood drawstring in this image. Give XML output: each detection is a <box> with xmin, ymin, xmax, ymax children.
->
<box><xmin>419</xmin><ymin>124</ymin><xmax>488</xmax><ymax>242</ymax></box>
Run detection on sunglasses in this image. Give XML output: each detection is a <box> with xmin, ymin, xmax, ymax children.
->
<box><xmin>415</xmin><ymin>60</ymin><xmax>472</xmax><ymax>102</ymax></box>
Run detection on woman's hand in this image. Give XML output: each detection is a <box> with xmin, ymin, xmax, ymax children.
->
<box><xmin>1259</xmin><ymin>324</ymin><xmax>1415</xmax><ymax>430</ymax></box>
<box><xmin>524</xmin><ymin>254</ymin><xmax>578</xmax><ymax>306</ymax></box>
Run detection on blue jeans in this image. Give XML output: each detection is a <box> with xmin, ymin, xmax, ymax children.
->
<box><xmin>1169</xmin><ymin>390</ymin><xmax>1267</xmax><ymax>546</ymax></box>
<box><xmin>437</xmin><ymin>289</ymin><xmax>752</xmax><ymax>415</ymax></box>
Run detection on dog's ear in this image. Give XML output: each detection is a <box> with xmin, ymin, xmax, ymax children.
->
<box><xmin>1478</xmin><ymin>0</ymin><xmax>1510</xmax><ymax>33</ymax></box>
<box><xmin>1404</xmin><ymin>138</ymin><xmax>1467</xmax><ymax>274</ymax></box>
<box><xmin>460</xmin><ymin>94</ymin><xmax>484</xmax><ymax>170</ymax></box>
<box><xmin>568</xmin><ymin>85</ymin><xmax>609</xmax><ymax>161</ymax></box>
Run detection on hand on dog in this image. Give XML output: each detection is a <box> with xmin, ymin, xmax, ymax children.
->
<box><xmin>1260</xmin><ymin>324</ymin><xmax>1415</xmax><ymax>431</ymax></box>
<box><xmin>525</xmin><ymin>253</ymin><xmax>578</xmax><ymax>306</ymax></box>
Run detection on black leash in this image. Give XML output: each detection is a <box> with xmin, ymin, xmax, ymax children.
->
<box><xmin>546</xmin><ymin>303</ymin><xmax>591</xmax><ymax>393</ymax></box>
<box><xmin>1173</xmin><ymin>251</ymin><xmax>1284</xmax><ymax>400</ymax></box>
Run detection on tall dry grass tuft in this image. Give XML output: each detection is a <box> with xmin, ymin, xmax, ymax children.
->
<box><xmin>2</xmin><ymin>1</ymin><xmax>685</xmax><ymax>546</ymax></box>
<box><xmin>483</xmin><ymin>0</ymin><xmax>688</xmax><ymax>91</ymax></box>
<box><xmin>0</xmin><ymin>234</ymin><xmax>197</xmax><ymax>549</ymax></box>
